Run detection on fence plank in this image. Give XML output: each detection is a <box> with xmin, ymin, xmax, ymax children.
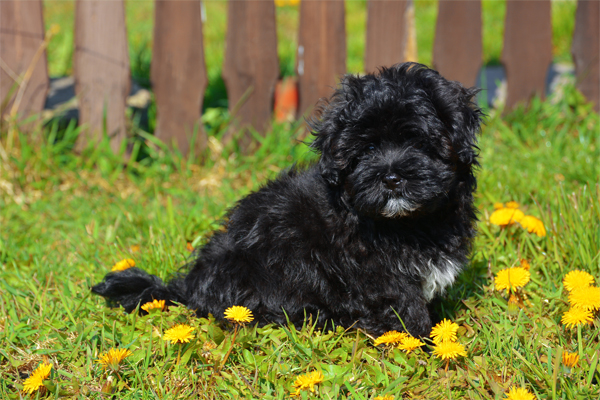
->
<box><xmin>297</xmin><ymin>0</ymin><xmax>346</xmax><ymax>118</ymax></box>
<box><xmin>501</xmin><ymin>0</ymin><xmax>552</xmax><ymax>110</ymax></box>
<box><xmin>432</xmin><ymin>0</ymin><xmax>482</xmax><ymax>87</ymax></box>
<box><xmin>74</xmin><ymin>0</ymin><xmax>130</xmax><ymax>153</ymax></box>
<box><xmin>572</xmin><ymin>0</ymin><xmax>599</xmax><ymax>113</ymax></box>
<box><xmin>0</xmin><ymin>0</ymin><xmax>49</xmax><ymax>124</ymax></box>
<box><xmin>222</xmin><ymin>0</ymin><xmax>279</xmax><ymax>151</ymax></box>
<box><xmin>152</xmin><ymin>0</ymin><xmax>208</xmax><ymax>155</ymax></box>
<box><xmin>365</xmin><ymin>0</ymin><xmax>408</xmax><ymax>73</ymax></box>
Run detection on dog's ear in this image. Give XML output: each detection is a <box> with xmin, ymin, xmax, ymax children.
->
<box><xmin>309</xmin><ymin>74</ymin><xmax>367</xmax><ymax>186</ymax></box>
<box><xmin>309</xmin><ymin>111</ymin><xmax>341</xmax><ymax>186</ymax></box>
<box><xmin>430</xmin><ymin>77</ymin><xmax>483</xmax><ymax>167</ymax></box>
<box><xmin>451</xmin><ymin>86</ymin><xmax>483</xmax><ymax>166</ymax></box>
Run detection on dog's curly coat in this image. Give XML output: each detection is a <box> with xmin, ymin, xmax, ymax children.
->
<box><xmin>93</xmin><ymin>63</ymin><xmax>483</xmax><ymax>337</ymax></box>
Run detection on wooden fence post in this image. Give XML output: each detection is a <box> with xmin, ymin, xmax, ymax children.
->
<box><xmin>222</xmin><ymin>0</ymin><xmax>279</xmax><ymax>151</ymax></box>
<box><xmin>365</xmin><ymin>0</ymin><xmax>408</xmax><ymax>74</ymax></box>
<box><xmin>74</xmin><ymin>0</ymin><xmax>130</xmax><ymax>153</ymax></box>
<box><xmin>501</xmin><ymin>0</ymin><xmax>552</xmax><ymax>110</ymax></box>
<box><xmin>152</xmin><ymin>0</ymin><xmax>208</xmax><ymax>156</ymax></box>
<box><xmin>572</xmin><ymin>0</ymin><xmax>599</xmax><ymax>113</ymax></box>
<box><xmin>0</xmin><ymin>0</ymin><xmax>49</xmax><ymax>126</ymax></box>
<box><xmin>432</xmin><ymin>0</ymin><xmax>482</xmax><ymax>88</ymax></box>
<box><xmin>297</xmin><ymin>0</ymin><xmax>346</xmax><ymax>119</ymax></box>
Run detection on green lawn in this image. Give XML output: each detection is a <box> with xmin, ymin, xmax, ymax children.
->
<box><xmin>1</xmin><ymin>80</ymin><xmax>599</xmax><ymax>398</ymax></box>
<box><xmin>2</xmin><ymin>1</ymin><xmax>598</xmax><ymax>398</ymax></box>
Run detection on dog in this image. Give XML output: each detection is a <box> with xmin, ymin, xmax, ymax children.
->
<box><xmin>92</xmin><ymin>63</ymin><xmax>483</xmax><ymax>337</ymax></box>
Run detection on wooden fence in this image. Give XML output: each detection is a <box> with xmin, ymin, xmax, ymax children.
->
<box><xmin>1</xmin><ymin>0</ymin><xmax>598</xmax><ymax>155</ymax></box>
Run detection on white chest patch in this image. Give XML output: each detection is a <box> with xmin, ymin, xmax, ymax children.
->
<box><xmin>421</xmin><ymin>258</ymin><xmax>462</xmax><ymax>301</ymax></box>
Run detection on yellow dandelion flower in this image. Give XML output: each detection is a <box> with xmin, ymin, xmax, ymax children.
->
<box><xmin>96</xmin><ymin>348</ymin><xmax>132</xmax><ymax>371</ymax></box>
<box><xmin>508</xmin><ymin>294</ymin><xmax>521</xmax><ymax>315</ymax></box>
<box><xmin>373</xmin><ymin>330</ymin><xmax>408</xmax><ymax>346</ymax></box>
<box><xmin>568</xmin><ymin>286</ymin><xmax>600</xmax><ymax>311</ymax></box>
<box><xmin>292</xmin><ymin>370</ymin><xmax>324</xmax><ymax>394</ymax></box>
<box><xmin>374</xmin><ymin>395</ymin><xmax>394</xmax><ymax>400</ymax></box>
<box><xmin>275</xmin><ymin>0</ymin><xmax>300</xmax><ymax>6</ymax></box>
<box><xmin>430</xmin><ymin>319</ymin><xmax>459</xmax><ymax>344</ymax></box>
<box><xmin>494</xmin><ymin>267</ymin><xmax>531</xmax><ymax>293</ymax></box>
<box><xmin>397</xmin><ymin>336</ymin><xmax>425</xmax><ymax>353</ymax></box>
<box><xmin>163</xmin><ymin>324</ymin><xmax>195</xmax><ymax>344</ymax></box>
<box><xmin>23</xmin><ymin>362</ymin><xmax>52</xmax><ymax>394</ymax></box>
<box><xmin>508</xmin><ymin>294</ymin><xmax>521</xmax><ymax>313</ymax></box>
<box><xmin>203</xmin><ymin>340</ymin><xmax>217</xmax><ymax>352</ymax></box>
<box><xmin>111</xmin><ymin>258</ymin><xmax>135</xmax><ymax>271</ymax></box>
<box><xmin>519</xmin><ymin>215</ymin><xmax>546</xmax><ymax>237</ymax></box>
<box><xmin>563</xmin><ymin>270</ymin><xmax>595</xmax><ymax>292</ymax></box>
<box><xmin>141</xmin><ymin>299</ymin><xmax>166</xmax><ymax>312</ymax></box>
<box><xmin>490</xmin><ymin>208</ymin><xmax>524</xmax><ymax>226</ymax></box>
<box><xmin>504</xmin><ymin>386</ymin><xmax>536</xmax><ymax>400</ymax></box>
<box><xmin>48</xmin><ymin>24</ymin><xmax>61</xmax><ymax>36</ymax></box>
<box><xmin>224</xmin><ymin>305</ymin><xmax>254</xmax><ymax>325</ymax></box>
<box><xmin>562</xmin><ymin>351</ymin><xmax>579</xmax><ymax>368</ymax></box>
<box><xmin>505</xmin><ymin>201</ymin><xmax>520</xmax><ymax>209</ymax></box>
<box><xmin>432</xmin><ymin>340</ymin><xmax>467</xmax><ymax>361</ymax></box>
<box><xmin>201</xmin><ymin>340</ymin><xmax>217</xmax><ymax>358</ymax></box>
<box><xmin>493</xmin><ymin>202</ymin><xmax>505</xmax><ymax>210</ymax></box>
<box><xmin>561</xmin><ymin>307</ymin><xmax>594</xmax><ymax>329</ymax></box>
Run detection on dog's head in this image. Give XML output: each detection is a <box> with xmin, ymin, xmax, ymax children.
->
<box><xmin>310</xmin><ymin>63</ymin><xmax>483</xmax><ymax>219</ymax></box>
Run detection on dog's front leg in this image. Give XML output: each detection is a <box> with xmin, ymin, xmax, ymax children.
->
<box><xmin>398</xmin><ymin>291</ymin><xmax>433</xmax><ymax>339</ymax></box>
<box><xmin>362</xmin><ymin>282</ymin><xmax>433</xmax><ymax>338</ymax></box>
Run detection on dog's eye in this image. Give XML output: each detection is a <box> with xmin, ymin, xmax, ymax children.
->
<box><xmin>366</xmin><ymin>145</ymin><xmax>376</xmax><ymax>154</ymax></box>
<box><xmin>414</xmin><ymin>143</ymin><xmax>423</xmax><ymax>150</ymax></box>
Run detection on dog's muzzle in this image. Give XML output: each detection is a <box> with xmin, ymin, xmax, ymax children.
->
<box><xmin>381</xmin><ymin>197</ymin><xmax>418</xmax><ymax>218</ymax></box>
<box><xmin>379</xmin><ymin>172</ymin><xmax>417</xmax><ymax>218</ymax></box>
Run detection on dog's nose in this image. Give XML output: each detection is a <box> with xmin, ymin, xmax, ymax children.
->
<box><xmin>383</xmin><ymin>174</ymin><xmax>403</xmax><ymax>189</ymax></box>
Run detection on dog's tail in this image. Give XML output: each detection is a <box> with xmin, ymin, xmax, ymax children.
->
<box><xmin>91</xmin><ymin>268</ymin><xmax>186</xmax><ymax>313</ymax></box>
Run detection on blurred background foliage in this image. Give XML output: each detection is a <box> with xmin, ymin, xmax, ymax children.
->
<box><xmin>43</xmin><ymin>0</ymin><xmax>578</xmax><ymax>109</ymax></box>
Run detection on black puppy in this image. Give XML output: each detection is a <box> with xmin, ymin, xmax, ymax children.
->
<box><xmin>93</xmin><ymin>63</ymin><xmax>482</xmax><ymax>337</ymax></box>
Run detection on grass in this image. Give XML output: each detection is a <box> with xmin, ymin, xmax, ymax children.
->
<box><xmin>1</xmin><ymin>80</ymin><xmax>599</xmax><ymax>398</ymax></box>
<box><xmin>3</xmin><ymin>1</ymin><xmax>597</xmax><ymax>398</ymax></box>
